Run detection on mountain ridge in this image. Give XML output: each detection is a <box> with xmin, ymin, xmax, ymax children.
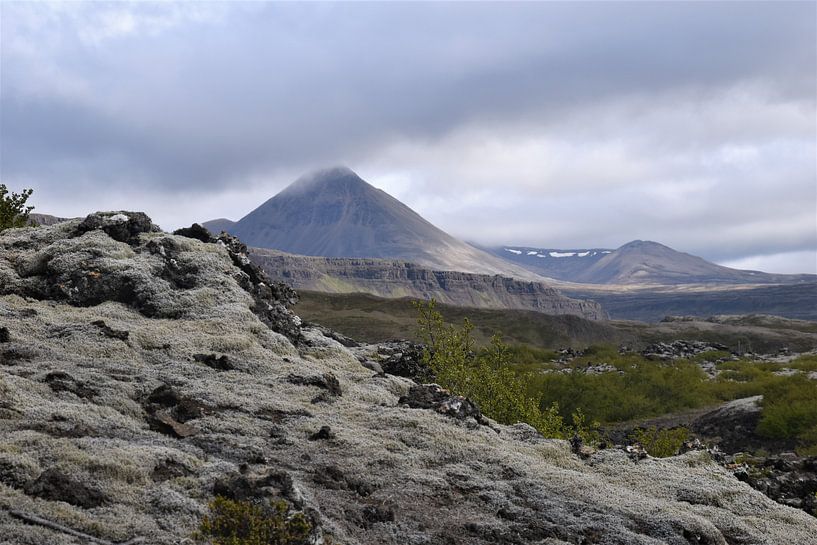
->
<box><xmin>488</xmin><ymin>240</ymin><xmax>815</xmax><ymax>285</ymax></box>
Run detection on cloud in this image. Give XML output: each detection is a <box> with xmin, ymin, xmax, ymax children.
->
<box><xmin>720</xmin><ymin>251</ymin><xmax>817</xmax><ymax>275</ymax></box>
<box><xmin>1</xmin><ymin>2</ymin><xmax>815</xmax><ymax>271</ymax></box>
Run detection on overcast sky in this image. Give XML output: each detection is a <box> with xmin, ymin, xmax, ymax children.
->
<box><xmin>2</xmin><ymin>2</ymin><xmax>815</xmax><ymax>273</ymax></box>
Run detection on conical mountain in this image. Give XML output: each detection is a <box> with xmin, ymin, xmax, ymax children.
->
<box><xmin>226</xmin><ymin>167</ymin><xmax>541</xmax><ymax>279</ymax></box>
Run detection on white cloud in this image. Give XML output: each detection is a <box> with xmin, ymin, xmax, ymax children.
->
<box><xmin>720</xmin><ymin>251</ymin><xmax>817</xmax><ymax>275</ymax></box>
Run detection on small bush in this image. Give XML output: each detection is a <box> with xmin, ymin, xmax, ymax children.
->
<box><xmin>195</xmin><ymin>497</ymin><xmax>311</xmax><ymax>545</ymax></box>
<box><xmin>631</xmin><ymin>427</ymin><xmax>689</xmax><ymax>458</ymax></box>
<box><xmin>0</xmin><ymin>184</ymin><xmax>34</xmax><ymax>232</ymax></box>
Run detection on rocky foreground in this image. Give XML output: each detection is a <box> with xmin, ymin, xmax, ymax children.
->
<box><xmin>1</xmin><ymin>213</ymin><xmax>816</xmax><ymax>545</ymax></box>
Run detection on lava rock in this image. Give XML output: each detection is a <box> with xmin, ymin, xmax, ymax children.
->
<box><xmin>172</xmin><ymin>223</ymin><xmax>215</xmax><ymax>243</ymax></box>
<box><xmin>376</xmin><ymin>341</ymin><xmax>432</xmax><ymax>380</ymax></box>
<box><xmin>151</xmin><ymin>458</ymin><xmax>193</xmax><ymax>483</ymax></box>
<box><xmin>75</xmin><ymin>211</ymin><xmax>158</xmax><ymax>244</ymax></box>
<box><xmin>642</xmin><ymin>340</ymin><xmax>729</xmax><ymax>361</ymax></box>
<box><xmin>91</xmin><ymin>319</ymin><xmax>129</xmax><ymax>341</ymax></box>
<box><xmin>143</xmin><ymin>384</ymin><xmax>206</xmax><ymax>437</ymax></box>
<box><xmin>193</xmin><ymin>353</ymin><xmax>234</xmax><ymax>371</ymax></box>
<box><xmin>25</xmin><ymin>469</ymin><xmax>108</xmax><ymax>508</ymax></box>
<box><xmin>287</xmin><ymin>373</ymin><xmax>342</xmax><ymax>397</ymax></box>
<box><xmin>216</xmin><ymin>232</ymin><xmax>303</xmax><ymax>343</ymax></box>
<box><xmin>43</xmin><ymin>371</ymin><xmax>98</xmax><ymax>399</ymax></box>
<box><xmin>0</xmin><ymin>327</ymin><xmax>9</xmax><ymax>343</ymax></box>
<box><xmin>399</xmin><ymin>384</ymin><xmax>487</xmax><ymax>424</ymax></box>
<box><xmin>361</xmin><ymin>505</ymin><xmax>395</xmax><ymax>527</ymax></box>
<box><xmin>314</xmin><ymin>464</ymin><xmax>373</xmax><ymax>497</ymax></box>
<box><xmin>147</xmin><ymin>410</ymin><xmax>198</xmax><ymax>438</ymax></box>
<box><xmin>309</xmin><ymin>426</ymin><xmax>335</xmax><ymax>441</ymax></box>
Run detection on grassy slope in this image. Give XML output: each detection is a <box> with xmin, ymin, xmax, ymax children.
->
<box><xmin>295</xmin><ymin>291</ymin><xmax>628</xmax><ymax>347</ymax></box>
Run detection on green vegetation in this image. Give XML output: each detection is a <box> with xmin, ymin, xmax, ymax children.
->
<box><xmin>415</xmin><ymin>300</ymin><xmax>598</xmax><ymax>441</ymax></box>
<box><xmin>0</xmin><ymin>184</ymin><xmax>34</xmax><ymax>232</ymax></box>
<box><xmin>631</xmin><ymin>427</ymin><xmax>689</xmax><ymax>457</ymax></box>
<box><xmin>530</xmin><ymin>348</ymin><xmax>718</xmax><ymax>424</ymax></box>
<box><xmin>195</xmin><ymin>497</ymin><xmax>312</xmax><ymax>545</ymax></box>
<box><xmin>415</xmin><ymin>300</ymin><xmax>817</xmax><ymax>454</ymax></box>
<box><xmin>757</xmin><ymin>376</ymin><xmax>817</xmax><ymax>455</ymax></box>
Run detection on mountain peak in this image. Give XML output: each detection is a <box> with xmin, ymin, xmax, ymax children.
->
<box><xmin>285</xmin><ymin>166</ymin><xmax>367</xmax><ymax>194</ymax></box>
<box><xmin>619</xmin><ymin>240</ymin><xmax>667</xmax><ymax>250</ymax></box>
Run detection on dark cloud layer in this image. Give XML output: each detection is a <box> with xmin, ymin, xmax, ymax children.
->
<box><xmin>1</xmin><ymin>2</ymin><xmax>815</xmax><ymax>272</ymax></box>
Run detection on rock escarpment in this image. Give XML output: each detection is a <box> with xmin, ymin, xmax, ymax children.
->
<box><xmin>250</xmin><ymin>249</ymin><xmax>607</xmax><ymax>320</ymax></box>
<box><xmin>1</xmin><ymin>215</ymin><xmax>816</xmax><ymax>545</ymax></box>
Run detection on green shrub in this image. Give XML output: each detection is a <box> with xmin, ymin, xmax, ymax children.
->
<box><xmin>414</xmin><ymin>300</ymin><xmax>593</xmax><ymax>440</ymax></box>
<box><xmin>195</xmin><ymin>497</ymin><xmax>311</xmax><ymax>545</ymax></box>
<box><xmin>757</xmin><ymin>376</ymin><xmax>817</xmax><ymax>452</ymax></box>
<box><xmin>631</xmin><ymin>427</ymin><xmax>689</xmax><ymax>458</ymax></box>
<box><xmin>0</xmin><ymin>185</ymin><xmax>34</xmax><ymax>232</ymax></box>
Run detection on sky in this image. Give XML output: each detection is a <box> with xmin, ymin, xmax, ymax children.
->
<box><xmin>1</xmin><ymin>2</ymin><xmax>815</xmax><ymax>274</ymax></box>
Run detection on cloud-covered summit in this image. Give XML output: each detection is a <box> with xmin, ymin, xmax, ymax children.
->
<box><xmin>1</xmin><ymin>2</ymin><xmax>814</xmax><ymax>272</ymax></box>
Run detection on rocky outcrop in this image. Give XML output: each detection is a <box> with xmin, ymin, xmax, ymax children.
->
<box><xmin>641</xmin><ymin>340</ymin><xmax>729</xmax><ymax>360</ymax></box>
<box><xmin>251</xmin><ymin>249</ymin><xmax>607</xmax><ymax>320</ymax></box>
<box><xmin>1</xmin><ymin>216</ymin><xmax>816</xmax><ymax>545</ymax></box>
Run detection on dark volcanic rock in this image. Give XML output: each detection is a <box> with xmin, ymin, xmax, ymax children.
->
<box><xmin>287</xmin><ymin>373</ymin><xmax>342</xmax><ymax>397</ymax></box>
<box><xmin>193</xmin><ymin>353</ymin><xmax>234</xmax><ymax>371</ymax></box>
<box><xmin>173</xmin><ymin>223</ymin><xmax>215</xmax><ymax>243</ymax></box>
<box><xmin>376</xmin><ymin>341</ymin><xmax>432</xmax><ymax>381</ymax></box>
<box><xmin>43</xmin><ymin>371</ymin><xmax>98</xmax><ymax>399</ymax></box>
<box><xmin>309</xmin><ymin>426</ymin><xmax>335</xmax><ymax>441</ymax></box>
<box><xmin>91</xmin><ymin>319</ymin><xmax>129</xmax><ymax>341</ymax></box>
<box><xmin>0</xmin><ymin>327</ymin><xmax>9</xmax><ymax>343</ymax></box>
<box><xmin>399</xmin><ymin>384</ymin><xmax>487</xmax><ymax>425</ymax></box>
<box><xmin>143</xmin><ymin>384</ymin><xmax>206</xmax><ymax>438</ymax></box>
<box><xmin>151</xmin><ymin>458</ymin><xmax>193</xmax><ymax>483</ymax></box>
<box><xmin>75</xmin><ymin>211</ymin><xmax>158</xmax><ymax>244</ymax></box>
<box><xmin>727</xmin><ymin>454</ymin><xmax>817</xmax><ymax>515</ymax></box>
<box><xmin>25</xmin><ymin>469</ymin><xmax>108</xmax><ymax>508</ymax></box>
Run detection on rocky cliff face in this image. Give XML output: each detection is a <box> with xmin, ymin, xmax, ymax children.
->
<box><xmin>1</xmin><ymin>215</ymin><xmax>816</xmax><ymax>545</ymax></box>
<box><xmin>250</xmin><ymin>249</ymin><xmax>607</xmax><ymax>320</ymax></box>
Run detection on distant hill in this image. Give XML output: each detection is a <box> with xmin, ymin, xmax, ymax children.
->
<box><xmin>28</xmin><ymin>213</ymin><xmax>71</xmax><ymax>226</ymax></box>
<box><xmin>205</xmin><ymin>167</ymin><xmax>541</xmax><ymax>280</ymax></box>
<box><xmin>490</xmin><ymin>240</ymin><xmax>815</xmax><ymax>285</ymax></box>
<box><xmin>562</xmin><ymin>282</ymin><xmax>817</xmax><ymax>322</ymax></box>
<box><xmin>201</xmin><ymin>217</ymin><xmax>235</xmax><ymax>234</ymax></box>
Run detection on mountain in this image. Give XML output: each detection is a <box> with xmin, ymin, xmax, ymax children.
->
<box><xmin>490</xmin><ymin>240</ymin><xmax>816</xmax><ymax>285</ymax></box>
<box><xmin>28</xmin><ymin>213</ymin><xmax>71</xmax><ymax>226</ymax></box>
<box><xmin>487</xmin><ymin>246</ymin><xmax>614</xmax><ymax>280</ymax></box>
<box><xmin>209</xmin><ymin>167</ymin><xmax>542</xmax><ymax>280</ymax></box>
<box><xmin>2</xmin><ymin>213</ymin><xmax>816</xmax><ymax>544</ymax></box>
<box><xmin>201</xmin><ymin>217</ymin><xmax>235</xmax><ymax>234</ymax></box>
<box><xmin>561</xmin><ymin>282</ymin><xmax>817</xmax><ymax>322</ymax></box>
<box><xmin>249</xmin><ymin>248</ymin><xmax>606</xmax><ymax>320</ymax></box>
